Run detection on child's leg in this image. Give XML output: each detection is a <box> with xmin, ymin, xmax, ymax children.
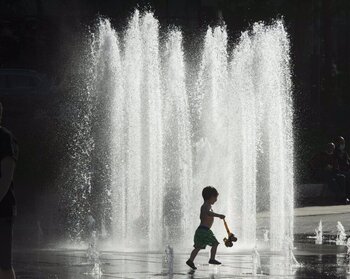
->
<box><xmin>210</xmin><ymin>243</ymin><xmax>218</xmax><ymax>260</ymax></box>
<box><xmin>189</xmin><ymin>248</ymin><xmax>201</xmax><ymax>261</ymax></box>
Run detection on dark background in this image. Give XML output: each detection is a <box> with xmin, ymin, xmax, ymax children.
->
<box><xmin>0</xmin><ymin>0</ymin><xmax>349</xmax><ymax>245</ymax></box>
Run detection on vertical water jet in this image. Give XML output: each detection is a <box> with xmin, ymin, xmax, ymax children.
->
<box><xmin>66</xmin><ymin>11</ymin><xmax>293</xmax><ymax>252</ymax></box>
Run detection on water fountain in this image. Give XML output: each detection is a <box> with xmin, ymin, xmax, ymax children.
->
<box><xmin>86</xmin><ymin>216</ymin><xmax>102</xmax><ymax>277</ymax></box>
<box><xmin>264</xmin><ymin>229</ymin><xmax>269</xmax><ymax>242</ymax></box>
<box><xmin>336</xmin><ymin>221</ymin><xmax>347</xmax><ymax>246</ymax></box>
<box><xmin>252</xmin><ymin>244</ymin><xmax>262</xmax><ymax>275</ymax></box>
<box><xmin>315</xmin><ymin>220</ymin><xmax>323</xmax><ymax>245</ymax></box>
<box><xmin>164</xmin><ymin>245</ymin><xmax>174</xmax><ymax>275</ymax></box>
<box><xmin>283</xmin><ymin>234</ymin><xmax>300</xmax><ymax>268</ymax></box>
<box><xmin>65</xmin><ymin>9</ymin><xmax>293</xmax><ymax>253</ymax></box>
<box><xmin>346</xmin><ymin>238</ymin><xmax>350</xmax><ymax>274</ymax></box>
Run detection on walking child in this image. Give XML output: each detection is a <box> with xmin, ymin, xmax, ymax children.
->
<box><xmin>186</xmin><ymin>186</ymin><xmax>225</xmax><ymax>270</ymax></box>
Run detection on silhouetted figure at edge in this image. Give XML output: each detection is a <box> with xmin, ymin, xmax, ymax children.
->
<box><xmin>335</xmin><ymin>136</ymin><xmax>350</xmax><ymax>197</ymax></box>
<box><xmin>309</xmin><ymin>142</ymin><xmax>346</xmax><ymax>203</ymax></box>
<box><xmin>0</xmin><ymin>103</ymin><xmax>19</xmax><ymax>279</ymax></box>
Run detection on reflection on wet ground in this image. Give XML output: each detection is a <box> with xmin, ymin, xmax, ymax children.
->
<box><xmin>12</xmin><ymin>247</ymin><xmax>350</xmax><ymax>278</ymax></box>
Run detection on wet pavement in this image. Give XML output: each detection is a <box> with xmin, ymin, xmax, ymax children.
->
<box><xmin>257</xmin><ymin>205</ymin><xmax>350</xmax><ymax>236</ymax></box>
<box><xmin>12</xmin><ymin>246</ymin><xmax>350</xmax><ymax>278</ymax></box>
<box><xmin>12</xmin><ymin>205</ymin><xmax>350</xmax><ymax>278</ymax></box>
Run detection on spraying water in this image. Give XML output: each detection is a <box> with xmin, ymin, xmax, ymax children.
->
<box><xmin>66</xmin><ymin>10</ymin><xmax>293</xmax><ymax>252</ymax></box>
<box><xmin>164</xmin><ymin>245</ymin><xmax>174</xmax><ymax>275</ymax></box>
<box><xmin>264</xmin><ymin>229</ymin><xmax>270</xmax><ymax>242</ymax></box>
<box><xmin>284</xmin><ymin>234</ymin><xmax>300</xmax><ymax>268</ymax></box>
<box><xmin>252</xmin><ymin>244</ymin><xmax>262</xmax><ymax>275</ymax></box>
<box><xmin>346</xmin><ymin>238</ymin><xmax>350</xmax><ymax>274</ymax></box>
<box><xmin>315</xmin><ymin>220</ymin><xmax>323</xmax><ymax>245</ymax></box>
<box><xmin>336</xmin><ymin>221</ymin><xmax>347</xmax><ymax>246</ymax></box>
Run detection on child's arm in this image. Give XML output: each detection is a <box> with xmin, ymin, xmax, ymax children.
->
<box><xmin>203</xmin><ymin>204</ymin><xmax>225</xmax><ymax>219</ymax></box>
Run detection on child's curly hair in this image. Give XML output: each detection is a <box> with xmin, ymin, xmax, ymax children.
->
<box><xmin>202</xmin><ymin>186</ymin><xmax>219</xmax><ymax>201</ymax></box>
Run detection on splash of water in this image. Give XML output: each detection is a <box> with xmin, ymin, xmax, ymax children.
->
<box><xmin>67</xmin><ymin>10</ymin><xmax>293</xmax><ymax>252</ymax></box>
<box><xmin>264</xmin><ymin>229</ymin><xmax>269</xmax><ymax>242</ymax></box>
<box><xmin>336</xmin><ymin>221</ymin><xmax>347</xmax><ymax>246</ymax></box>
<box><xmin>252</xmin><ymin>244</ymin><xmax>262</xmax><ymax>275</ymax></box>
<box><xmin>315</xmin><ymin>220</ymin><xmax>323</xmax><ymax>245</ymax></box>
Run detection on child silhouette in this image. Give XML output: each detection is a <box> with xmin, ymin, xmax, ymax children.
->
<box><xmin>186</xmin><ymin>186</ymin><xmax>225</xmax><ymax>270</ymax></box>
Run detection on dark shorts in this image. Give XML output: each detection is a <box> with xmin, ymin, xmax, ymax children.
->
<box><xmin>193</xmin><ymin>225</ymin><xmax>219</xmax><ymax>249</ymax></box>
<box><xmin>0</xmin><ymin>217</ymin><xmax>13</xmax><ymax>270</ymax></box>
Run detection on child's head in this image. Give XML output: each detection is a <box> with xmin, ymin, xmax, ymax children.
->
<box><xmin>202</xmin><ymin>186</ymin><xmax>219</xmax><ymax>204</ymax></box>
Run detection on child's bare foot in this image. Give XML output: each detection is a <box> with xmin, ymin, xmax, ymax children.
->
<box><xmin>209</xmin><ymin>259</ymin><xmax>221</xmax><ymax>265</ymax></box>
<box><xmin>186</xmin><ymin>259</ymin><xmax>197</xmax><ymax>270</ymax></box>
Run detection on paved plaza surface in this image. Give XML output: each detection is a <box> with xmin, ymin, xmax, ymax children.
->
<box><xmin>258</xmin><ymin>205</ymin><xmax>350</xmax><ymax>235</ymax></box>
<box><xmin>13</xmin><ymin>205</ymin><xmax>350</xmax><ymax>278</ymax></box>
<box><xmin>12</xmin><ymin>248</ymin><xmax>350</xmax><ymax>279</ymax></box>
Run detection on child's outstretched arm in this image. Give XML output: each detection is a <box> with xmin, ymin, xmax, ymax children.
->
<box><xmin>203</xmin><ymin>204</ymin><xmax>225</xmax><ymax>219</ymax></box>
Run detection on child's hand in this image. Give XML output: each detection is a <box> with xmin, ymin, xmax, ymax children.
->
<box><xmin>219</xmin><ymin>214</ymin><xmax>225</xmax><ymax>219</ymax></box>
